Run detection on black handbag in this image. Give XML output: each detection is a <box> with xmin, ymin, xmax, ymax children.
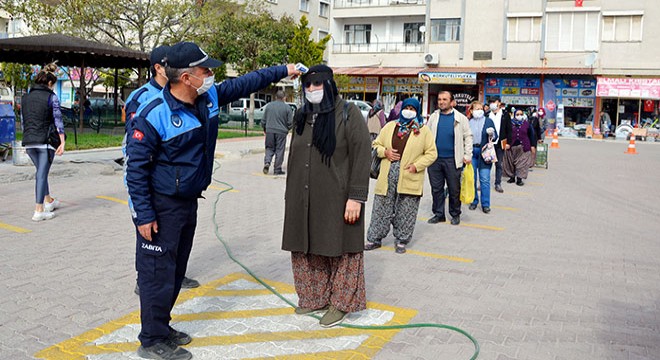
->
<box><xmin>47</xmin><ymin>124</ymin><xmax>62</xmax><ymax>148</ymax></box>
<box><xmin>370</xmin><ymin>147</ymin><xmax>381</xmax><ymax>179</ymax></box>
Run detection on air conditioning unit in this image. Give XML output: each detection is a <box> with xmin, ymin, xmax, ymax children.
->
<box><xmin>424</xmin><ymin>53</ymin><xmax>439</xmax><ymax>65</ymax></box>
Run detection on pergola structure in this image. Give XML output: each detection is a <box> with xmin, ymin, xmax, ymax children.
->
<box><xmin>0</xmin><ymin>33</ymin><xmax>150</xmax><ymax>137</ymax></box>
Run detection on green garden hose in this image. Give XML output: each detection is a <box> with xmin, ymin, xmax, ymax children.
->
<box><xmin>210</xmin><ymin>167</ymin><xmax>480</xmax><ymax>360</ymax></box>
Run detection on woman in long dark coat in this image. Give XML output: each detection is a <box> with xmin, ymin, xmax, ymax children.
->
<box><xmin>282</xmin><ymin>65</ymin><xmax>371</xmax><ymax>327</ymax></box>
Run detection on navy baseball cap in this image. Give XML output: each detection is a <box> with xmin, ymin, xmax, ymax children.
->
<box><xmin>150</xmin><ymin>45</ymin><xmax>169</xmax><ymax>66</ymax></box>
<box><xmin>166</xmin><ymin>41</ymin><xmax>223</xmax><ymax>69</ymax></box>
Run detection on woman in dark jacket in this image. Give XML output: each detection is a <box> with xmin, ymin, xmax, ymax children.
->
<box><xmin>21</xmin><ymin>63</ymin><xmax>66</xmax><ymax>221</ymax></box>
<box><xmin>282</xmin><ymin>65</ymin><xmax>371</xmax><ymax>328</ymax></box>
<box><xmin>503</xmin><ymin>109</ymin><xmax>534</xmax><ymax>186</ymax></box>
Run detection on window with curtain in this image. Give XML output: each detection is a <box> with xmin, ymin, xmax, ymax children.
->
<box><xmin>602</xmin><ymin>15</ymin><xmax>643</xmax><ymax>42</ymax></box>
<box><xmin>430</xmin><ymin>19</ymin><xmax>461</xmax><ymax>42</ymax></box>
<box><xmin>299</xmin><ymin>0</ymin><xmax>309</xmax><ymax>12</ymax></box>
<box><xmin>319</xmin><ymin>1</ymin><xmax>330</xmax><ymax>17</ymax></box>
<box><xmin>507</xmin><ymin>16</ymin><xmax>542</xmax><ymax>42</ymax></box>
<box><xmin>344</xmin><ymin>24</ymin><xmax>371</xmax><ymax>44</ymax></box>
<box><xmin>404</xmin><ymin>22</ymin><xmax>425</xmax><ymax>44</ymax></box>
<box><xmin>545</xmin><ymin>12</ymin><xmax>599</xmax><ymax>51</ymax></box>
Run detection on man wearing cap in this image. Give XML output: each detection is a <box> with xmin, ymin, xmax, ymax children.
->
<box><xmin>125</xmin><ymin>41</ymin><xmax>300</xmax><ymax>360</ymax></box>
<box><xmin>123</xmin><ymin>45</ymin><xmax>201</xmax><ymax>297</ymax></box>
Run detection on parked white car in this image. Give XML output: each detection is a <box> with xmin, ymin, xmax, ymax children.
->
<box><xmin>347</xmin><ymin>99</ymin><xmax>372</xmax><ymax>121</ymax></box>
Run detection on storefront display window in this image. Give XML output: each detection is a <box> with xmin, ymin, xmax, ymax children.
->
<box><xmin>548</xmin><ymin>77</ymin><xmax>597</xmax><ymax>126</ymax></box>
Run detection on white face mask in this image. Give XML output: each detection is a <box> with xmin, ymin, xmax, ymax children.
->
<box><xmin>305</xmin><ymin>89</ymin><xmax>324</xmax><ymax>104</ymax></box>
<box><xmin>401</xmin><ymin>109</ymin><xmax>417</xmax><ymax>119</ymax></box>
<box><xmin>472</xmin><ymin>109</ymin><xmax>484</xmax><ymax>118</ymax></box>
<box><xmin>515</xmin><ymin>115</ymin><xmax>524</xmax><ymax>121</ymax></box>
<box><xmin>190</xmin><ymin>74</ymin><xmax>214</xmax><ymax>95</ymax></box>
<box><xmin>490</xmin><ymin>103</ymin><xmax>498</xmax><ymax>112</ymax></box>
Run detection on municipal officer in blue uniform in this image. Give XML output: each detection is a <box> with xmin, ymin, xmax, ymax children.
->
<box><xmin>124</xmin><ymin>45</ymin><xmax>201</xmax><ymax>295</ymax></box>
<box><xmin>125</xmin><ymin>41</ymin><xmax>301</xmax><ymax>360</ymax></box>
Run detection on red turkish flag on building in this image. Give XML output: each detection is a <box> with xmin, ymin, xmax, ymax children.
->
<box><xmin>644</xmin><ymin>100</ymin><xmax>655</xmax><ymax>112</ymax></box>
<box><xmin>575</xmin><ymin>0</ymin><xmax>583</xmax><ymax>6</ymax></box>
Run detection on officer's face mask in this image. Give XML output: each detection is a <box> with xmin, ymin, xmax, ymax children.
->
<box><xmin>188</xmin><ymin>73</ymin><xmax>214</xmax><ymax>95</ymax></box>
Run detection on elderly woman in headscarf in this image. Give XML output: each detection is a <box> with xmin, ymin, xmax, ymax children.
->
<box><xmin>364</xmin><ymin>98</ymin><xmax>437</xmax><ymax>254</ymax></box>
<box><xmin>367</xmin><ymin>99</ymin><xmax>387</xmax><ymax>141</ymax></box>
<box><xmin>282</xmin><ymin>65</ymin><xmax>371</xmax><ymax>328</ymax></box>
<box><xmin>503</xmin><ymin>108</ymin><xmax>535</xmax><ymax>186</ymax></box>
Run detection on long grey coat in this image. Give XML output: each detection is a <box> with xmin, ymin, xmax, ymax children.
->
<box><xmin>282</xmin><ymin>99</ymin><xmax>371</xmax><ymax>257</ymax></box>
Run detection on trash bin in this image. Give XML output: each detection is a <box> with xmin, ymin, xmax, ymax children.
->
<box><xmin>0</xmin><ymin>104</ymin><xmax>16</xmax><ymax>162</ymax></box>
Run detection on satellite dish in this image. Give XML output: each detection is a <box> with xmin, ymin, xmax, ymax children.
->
<box><xmin>585</xmin><ymin>53</ymin><xmax>597</xmax><ymax>67</ymax></box>
<box><xmin>419</xmin><ymin>25</ymin><xmax>426</xmax><ymax>33</ymax></box>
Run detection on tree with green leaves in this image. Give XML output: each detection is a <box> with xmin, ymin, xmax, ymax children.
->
<box><xmin>287</xmin><ymin>15</ymin><xmax>331</xmax><ymax>67</ymax></box>
<box><xmin>0</xmin><ymin>62</ymin><xmax>33</xmax><ymax>94</ymax></box>
<box><xmin>191</xmin><ymin>0</ymin><xmax>296</xmax><ymax>127</ymax></box>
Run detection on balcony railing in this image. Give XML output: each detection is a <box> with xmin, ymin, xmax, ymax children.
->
<box><xmin>334</xmin><ymin>0</ymin><xmax>425</xmax><ymax>8</ymax></box>
<box><xmin>333</xmin><ymin>42</ymin><xmax>424</xmax><ymax>53</ymax></box>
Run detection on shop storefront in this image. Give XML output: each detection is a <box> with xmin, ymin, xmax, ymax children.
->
<box><xmin>333</xmin><ymin>68</ymin><xmax>424</xmax><ymax>112</ymax></box>
<box><xmin>418</xmin><ymin>72</ymin><xmax>478</xmax><ymax>114</ymax></box>
<box><xmin>596</xmin><ymin>77</ymin><xmax>660</xmax><ymax>132</ymax></box>
<box><xmin>546</xmin><ymin>76</ymin><xmax>597</xmax><ymax>127</ymax></box>
<box><xmin>484</xmin><ymin>75</ymin><xmax>541</xmax><ymax>113</ymax></box>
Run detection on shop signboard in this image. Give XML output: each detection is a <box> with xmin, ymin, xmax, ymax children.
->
<box><xmin>486</xmin><ymin>76</ymin><xmax>540</xmax><ymax>105</ymax></box>
<box><xmin>418</xmin><ymin>72</ymin><xmax>477</xmax><ymax>85</ymax></box>
<box><xmin>382</xmin><ymin>77</ymin><xmax>420</xmax><ymax>94</ymax></box>
<box><xmin>596</xmin><ymin>77</ymin><xmax>660</xmax><ymax>99</ymax></box>
<box><xmin>454</xmin><ymin>93</ymin><xmax>476</xmax><ymax>109</ymax></box>
<box><xmin>547</xmin><ymin>76</ymin><xmax>597</xmax><ymax>108</ymax></box>
<box><xmin>501</xmin><ymin>95</ymin><xmax>538</xmax><ymax>106</ymax></box>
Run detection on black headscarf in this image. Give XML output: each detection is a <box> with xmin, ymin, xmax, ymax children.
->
<box><xmin>295</xmin><ymin>64</ymin><xmax>339</xmax><ymax>165</ymax></box>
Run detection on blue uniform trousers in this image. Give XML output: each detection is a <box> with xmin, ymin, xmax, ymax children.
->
<box><xmin>136</xmin><ymin>192</ymin><xmax>198</xmax><ymax>347</ymax></box>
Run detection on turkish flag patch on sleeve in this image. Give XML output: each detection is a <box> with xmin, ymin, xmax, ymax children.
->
<box><xmin>132</xmin><ymin>130</ymin><xmax>144</xmax><ymax>141</ymax></box>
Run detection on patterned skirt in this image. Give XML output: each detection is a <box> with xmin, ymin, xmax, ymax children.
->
<box><xmin>291</xmin><ymin>252</ymin><xmax>367</xmax><ymax>313</ymax></box>
<box><xmin>503</xmin><ymin>145</ymin><xmax>533</xmax><ymax>179</ymax></box>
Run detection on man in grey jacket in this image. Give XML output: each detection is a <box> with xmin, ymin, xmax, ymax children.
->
<box><xmin>262</xmin><ymin>90</ymin><xmax>293</xmax><ymax>175</ymax></box>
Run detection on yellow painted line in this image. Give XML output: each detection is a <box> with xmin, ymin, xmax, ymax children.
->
<box><xmin>491</xmin><ymin>205</ymin><xmax>519</xmax><ymax>212</ymax></box>
<box><xmin>0</xmin><ymin>222</ymin><xmax>31</xmax><ymax>233</ymax></box>
<box><xmin>379</xmin><ymin>246</ymin><xmax>474</xmax><ymax>263</ymax></box>
<box><xmin>96</xmin><ymin>195</ymin><xmax>128</xmax><ymax>205</ymax></box>
<box><xmin>208</xmin><ymin>185</ymin><xmax>239</xmax><ymax>193</ymax></box>
<box><xmin>419</xmin><ymin>217</ymin><xmax>504</xmax><ymax>231</ymax></box>
<box><xmin>35</xmin><ymin>273</ymin><xmax>417</xmax><ymax>360</ymax></box>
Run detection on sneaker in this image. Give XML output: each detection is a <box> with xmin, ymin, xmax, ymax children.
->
<box><xmin>507</xmin><ymin>177</ymin><xmax>516</xmax><ymax>183</ymax></box>
<box><xmin>494</xmin><ymin>185</ymin><xmax>504</xmax><ymax>193</ymax></box>
<box><xmin>262</xmin><ymin>165</ymin><xmax>269</xmax><ymax>174</ymax></box>
<box><xmin>468</xmin><ymin>204</ymin><xmax>477</xmax><ymax>210</ymax></box>
<box><xmin>168</xmin><ymin>328</ymin><xmax>192</xmax><ymax>346</ymax></box>
<box><xmin>44</xmin><ymin>199</ymin><xmax>60</xmax><ymax>212</ymax></box>
<box><xmin>32</xmin><ymin>211</ymin><xmax>55</xmax><ymax>222</ymax></box>
<box><xmin>274</xmin><ymin>171</ymin><xmax>286</xmax><ymax>175</ymax></box>
<box><xmin>181</xmin><ymin>277</ymin><xmax>200</xmax><ymax>289</ymax></box>
<box><xmin>295</xmin><ymin>304</ymin><xmax>329</xmax><ymax>315</ymax></box>
<box><xmin>427</xmin><ymin>215</ymin><xmax>446</xmax><ymax>224</ymax></box>
<box><xmin>319</xmin><ymin>306</ymin><xmax>348</xmax><ymax>328</ymax></box>
<box><xmin>450</xmin><ymin>216</ymin><xmax>460</xmax><ymax>225</ymax></box>
<box><xmin>395</xmin><ymin>243</ymin><xmax>406</xmax><ymax>254</ymax></box>
<box><xmin>364</xmin><ymin>241</ymin><xmax>381</xmax><ymax>251</ymax></box>
<box><xmin>136</xmin><ymin>340</ymin><xmax>192</xmax><ymax>360</ymax></box>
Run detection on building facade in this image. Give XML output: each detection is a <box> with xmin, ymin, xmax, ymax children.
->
<box><xmin>329</xmin><ymin>0</ymin><xmax>660</xmax><ymax>134</ymax></box>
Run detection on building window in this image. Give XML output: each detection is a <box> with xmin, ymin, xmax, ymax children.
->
<box><xmin>344</xmin><ymin>24</ymin><xmax>371</xmax><ymax>44</ymax></box>
<box><xmin>507</xmin><ymin>16</ymin><xmax>542</xmax><ymax>42</ymax></box>
<box><xmin>318</xmin><ymin>29</ymin><xmax>329</xmax><ymax>42</ymax></box>
<box><xmin>430</xmin><ymin>18</ymin><xmax>461</xmax><ymax>42</ymax></box>
<box><xmin>319</xmin><ymin>1</ymin><xmax>330</xmax><ymax>18</ymax></box>
<box><xmin>299</xmin><ymin>0</ymin><xmax>309</xmax><ymax>12</ymax></box>
<box><xmin>602</xmin><ymin>15</ymin><xmax>643</xmax><ymax>42</ymax></box>
<box><xmin>545</xmin><ymin>12</ymin><xmax>599</xmax><ymax>51</ymax></box>
<box><xmin>404</xmin><ymin>22</ymin><xmax>425</xmax><ymax>44</ymax></box>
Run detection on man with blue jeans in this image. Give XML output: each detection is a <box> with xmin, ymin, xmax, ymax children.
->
<box><xmin>467</xmin><ymin>102</ymin><xmax>497</xmax><ymax>214</ymax></box>
<box><xmin>426</xmin><ymin>91</ymin><xmax>473</xmax><ymax>225</ymax></box>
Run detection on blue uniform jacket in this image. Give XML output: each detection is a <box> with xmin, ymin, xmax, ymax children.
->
<box><xmin>126</xmin><ymin>65</ymin><xmax>288</xmax><ymax>225</ymax></box>
<box><xmin>124</xmin><ymin>78</ymin><xmax>163</xmax><ymax>125</ymax></box>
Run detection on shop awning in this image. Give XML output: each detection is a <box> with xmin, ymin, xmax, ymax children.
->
<box><xmin>332</xmin><ymin>66</ymin><xmax>593</xmax><ymax>76</ymax></box>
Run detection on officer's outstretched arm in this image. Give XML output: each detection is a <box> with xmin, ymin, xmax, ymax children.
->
<box><xmin>216</xmin><ymin>65</ymin><xmax>289</xmax><ymax>106</ymax></box>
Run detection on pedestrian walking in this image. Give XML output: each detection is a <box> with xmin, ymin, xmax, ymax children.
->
<box><xmin>488</xmin><ymin>96</ymin><xmax>512</xmax><ymax>193</ymax></box>
<box><xmin>367</xmin><ymin>99</ymin><xmax>386</xmax><ymax>141</ymax></box>
<box><xmin>281</xmin><ymin>65</ymin><xmax>371</xmax><ymax>328</ymax></box>
<box><xmin>364</xmin><ymin>97</ymin><xmax>437</xmax><ymax>254</ymax></box>
<box><xmin>20</xmin><ymin>62</ymin><xmax>66</xmax><ymax>221</ymax></box>
<box><xmin>467</xmin><ymin>101</ymin><xmax>497</xmax><ymax>214</ymax></box>
<box><xmin>262</xmin><ymin>90</ymin><xmax>293</xmax><ymax>175</ymax></box>
<box><xmin>125</xmin><ymin>41</ymin><xmax>301</xmax><ymax>360</ymax></box>
<box><xmin>426</xmin><ymin>91</ymin><xmax>473</xmax><ymax>226</ymax></box>
<box><xmin>123</xmin><ymin>45</ymin><xmax>201</xmax><ymax>296</ymax></box>
<box><xmin>503</xmin><ymin>109</ymin><xmax>535</xmax><ymax>186</ymax></box>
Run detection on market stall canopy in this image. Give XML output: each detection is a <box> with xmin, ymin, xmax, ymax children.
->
<box><xmin>0</xmin><ymin>33</ymin><xmax>150</xmax><ymax>68</ymax></box>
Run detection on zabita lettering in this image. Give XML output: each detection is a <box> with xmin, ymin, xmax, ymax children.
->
<box><xmin>142</xmin><ymin>243</ymin><xmax>163</xmax><ymax>252</ymax></box>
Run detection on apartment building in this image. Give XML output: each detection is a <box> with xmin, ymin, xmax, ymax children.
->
<box><xmin>329</xmin><ymin>0</ymin><xmax>659</xmax><ymax>132</ymax></box>
<box><xmin>264</xmin><ymin>0</ymin><xmax>331</xmax><ymax>46</ymax></box>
